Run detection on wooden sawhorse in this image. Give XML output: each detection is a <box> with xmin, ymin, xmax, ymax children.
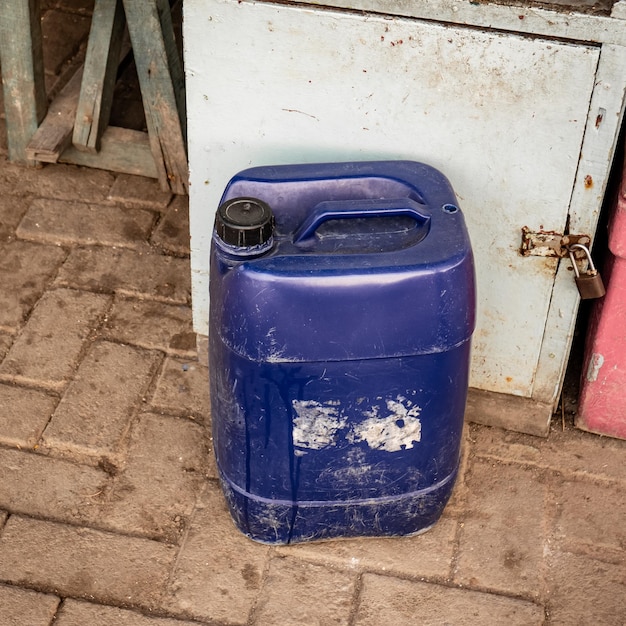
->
<box><xmin>0</xmin><ymin>0</ymin><xmax>188</xmax><ymax>194</ymax></box>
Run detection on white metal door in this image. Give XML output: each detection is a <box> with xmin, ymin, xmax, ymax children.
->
<box><xmin>185</xmin><ymin>0</ymin><xmax>601</xmax><ymax>400</ymax></box>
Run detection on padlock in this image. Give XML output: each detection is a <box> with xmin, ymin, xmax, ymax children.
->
<box><xmin>568</xmin><ymin>243</ymin><xmax>606</xmax><ymax>300</ymax></box>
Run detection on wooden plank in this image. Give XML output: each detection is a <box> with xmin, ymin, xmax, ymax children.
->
<box><xmin>122</xmin><ymin>0</ymin><xmax>188</xmax><ymax>194</ymax></box>
<box><xmin>156</xmin><ymin>0</ymin><xmax>186</xmax><ymax>139</ymax></box>
<box><xmin>466</xmin><ymin>388</ymin><xmax>552</xmax><ymax>438</ymax></box>
<box><xmin>0</xmin><ymin>0</ymin><xmax>47</xmax><ymax>165</ymax></box>
<box><xmin>73</xmin><ymin>0</ymin><xmax>126</xmax><ymax>153</ymax></box>
<box><xmin>59</xmin><ymin>125</ymin><xmax>158</xmax><ymax>178</ymax></box>
<box><xmin>26</xmin><ymin>67</ymin><xmax>84</xmax><ymax>162</ymax></box>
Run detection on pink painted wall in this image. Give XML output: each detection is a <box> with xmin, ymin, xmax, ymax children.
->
<box><xmin>578</xmin><ymin>153</ymin><xmax>626</xmax><ymax>439</ymax></box>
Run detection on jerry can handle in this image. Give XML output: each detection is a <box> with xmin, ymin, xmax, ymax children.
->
<box><xmin>293</xmin><ymin>197</ymin><xmax>431</xmax><ymax>243</ymax></box>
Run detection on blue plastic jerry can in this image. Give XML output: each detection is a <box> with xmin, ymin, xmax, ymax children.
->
<box><xmin>209</xmin><ymin>161</ymin><xmax>476</xmax><ymax>544</ymax></box>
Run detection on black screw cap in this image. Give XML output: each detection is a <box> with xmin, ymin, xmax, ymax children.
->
<box><xmin>215</xmin><ymin>197</ymin><xmax>275</xmax><ymax>247</ymax></box>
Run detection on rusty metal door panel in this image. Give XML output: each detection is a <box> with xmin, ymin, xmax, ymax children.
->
<box><xmin>185</xmin><ymin>0</ymin><xmax>600</xmax><ymax>398</ymax></box>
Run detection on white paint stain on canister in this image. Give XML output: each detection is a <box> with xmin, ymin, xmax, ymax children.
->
<box><xmin>292</xmin><ymin>396</ymin><xmax>423</xmax><ymax>453</ymax></box>
<box><xmin>350</xmin><ymin>396</ymin><xmax>422</xmax><ymax>452</ymax></box>
<box><xmin>292</xmin><ymin>400</ymin><xmax>346</xmax><ymax>450</ymax></box>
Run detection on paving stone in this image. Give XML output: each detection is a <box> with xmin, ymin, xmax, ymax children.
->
<box><xmin>552</xmin><ymin>478</ymin><xmax>626</xmax><ymax>555</ymax></box>
<box><xmin>0</xmin><ymin>516</ymin><xmax>176</xmax><ymax>610</ymax></box>
<box><xmin>354</xmin><ymin>574</ymin><xmax>544</xmax><ymax>625</ymax></box>
<box><xmin>0</xmin><ymin>117</ymin><xmax>7</xmax><ymax>155</ymax></box>
<box><xmin>55</xmin><ymin>245</ymin><xmax>191</xmax><ymax>304</ymax></box>
<box><xmin>454</xmin><ymin>459</ymin><xmax>546</xmax><ymax>598</ymax></box>
<box><xmin>56</xmin><ymin>599</ymin><xmax>201</xmax><ymax>626</ymax></box>
<box><xmin>0</xmin><ymin>240</ymin><xmax>66</xmax><ymax>332</ymax></box>
<box><xmin>0</xmin><ymin>583</ymin><xmax>60</xmax><ymax>626</ymax></box>
<box><xmin>0</xmin><ymin>156</ymin><xmax>115</xmax><ymax>202</ymax></box>
<box><xmin>17</xmin><ymin>198</ymin><xmax>155</xmax><ymax>249</ymax></box>
<box><xmin>0</xmin><ymin>448</ymin><xmax>109</xmax><ymax>527</ymax></box>
<box><xmin>42</xmin><ymin>341</ymin><xmax>161</xmax><ymax>463</ymax></box>
<box><xmin>103</xmin><ymin>296</ymin><xmax>196</xmax><ymax>358</ymax></box>
<box><xmin>41</xmin><ymin>10</ymin><xmax>91</xmax><ymax>76</ymax></box>
<box><xmin>470</xmin><ymin>423</ymin><xmax>626</xmax><ymax>484</ymax></box>
<box><xmin>0</xmin><ymin>333</ymin><xmax>14</xmax><ymax>361</ymax></box>
<box><xmin>166</xmin><ymin>483</ymin><xmax>270</xmax><ymax>624</ymax></box>
<box><xmin>108</xmin><ymin>174</ymin><xmax>173</xmax><ymax>210</ymax></box>
<box><xmin>444</xmin><ymin>429</ymin><xmax>472</xmax><ymax>517</ymax></box>
<box><xmin>150</xmin><ymin>357</ymin><xmax>209</xmax><ymax>421</ymax></box>
<box><xmin>152</xmin><ymin>195</ymin><xmax>190</xmax><ymax>256</ymax></box>
<box><xmin>0</xmin><ymin>194</ymin><xmax>30</xmax><ymax>240</ymax></box>
<box><xmin>0</xmin><ymin>289</ymin><xmax>111</xmax><ymax>391</ymax></box>
<box><xmin>196</xmin><ymin>334</ymin><xmax>208</xmax><ymax>367</ymax></box>
<box><xmin>252</xmin><ymin>557</ymin><xmax>356</xmax><ymax>626</ymax></box>
<box><xmin>546</xmin><ymin>550</ymin><xmax>626</xmax><ymax>625</ymax></box>
<box><xmin>0</xmin><ymin>384</ymin><xmax>58</xmax><ymax>448</ymax></box>
<box><xmin>103</xmin><ymin>412</ymin><xmax>210</xmax><ymax>542</ymax></box>
<box><xmin>277</xmin><ymin>516</ymin><xmax>457</xmax><ymax>580</ymax></box>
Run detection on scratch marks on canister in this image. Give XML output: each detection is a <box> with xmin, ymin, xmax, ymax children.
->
<box><xmin>292</xmin><ymin>395</ymin><xmax>422</xmax><ymax>453</ymax></box>
<box><xmin>350</xmin><ymin>396</ymin><xmax>422</xmax><ymax>452</ymax></box>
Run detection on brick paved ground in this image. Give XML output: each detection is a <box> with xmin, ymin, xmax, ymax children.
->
<box><xmin>0</xmin><ymin>2</ymin><xmax>624</xmax><ymax>625</ymax></box>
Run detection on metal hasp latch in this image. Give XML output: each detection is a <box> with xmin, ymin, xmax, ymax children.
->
<box><xmin>520</xmin><ymin>227</ymin><xmax>591</xmax><ymax>258</ymax></box>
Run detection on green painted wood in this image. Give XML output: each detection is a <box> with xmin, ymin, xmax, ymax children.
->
<box><xmin>60</xmin><ymin>126</ymin><xmax>158</xmax><ymax>178</ymax></box>
<box><xmin>27</xmin><ymin>67</ymin><xmax>83</xmax><ymax>162</ymax></box>
<box><xmin>122</xmin><ymin>0</ymin><xmax>188</xmax><ymax>194</ymax></box>
<box><xmin>73</xmin><ymin>0</ymin><xmax>126</xmax><ymax>153</ymax></box>
<box><xmin>0</xmin><ymin>0</ymin><xmax>47</xmax><ymax>165</ymax></box>
<box><xmin>156</xmin><ymin>0</ymin><xmax>186</xmax><ymax>141</ymax></box>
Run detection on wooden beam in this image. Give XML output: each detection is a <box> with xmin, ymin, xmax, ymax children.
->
<box><xmin>157</xmin><ymin>0</ymin><xmax>186</xmax><ymax>140</ymax></box>
<box><xmin>0</xmin><ymin>0</ymin><xmax>47</xmax><ymax>165</ymax></box>
<box><xmin>26</xmin><ymin>67</ymin><xmax>83</xmax><ymax>163</ymax></box>
<box><xmin>73</xmin><ymin>0</ymin><xmax>126</xmax><ymax>153</ymax></box>
<box><xmin>59</xmin><ymin>125</ymin><xmax>158</xmax><ymax>178</ymax></box>
<box><xmin>122</xmin><ymin>0</ymin><xmax>188</xmax><ymax>194</ymax></box>
<box><xmin>466</xmin><ymin>388</ymin><xmax>552</xmax><ymax>438</ymax></box>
